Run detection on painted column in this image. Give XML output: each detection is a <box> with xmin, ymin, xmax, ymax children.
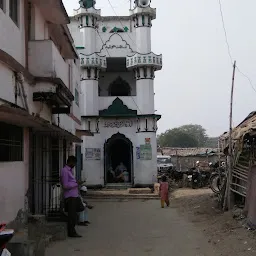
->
<box><xmin>128</xmin><ymin>2</ymin><xmax>162</xmax><ymax>185</ymax></box>
<box><xmin>134</xmin><ymin>13</ymin><xmax>152</xmax><ymax>54</ymax></box>
<box><xmin>129</xmin><ymin>5</ymin><xmax>160</xmax><ymax>114</ymax></box>
<box><xmin>75</xmin><ymin>7</ymin><xmax>102</xmax><ymax>116</ymax></box>
<box><xmin>134</xmin><ymin>67</ymin><xmax>155</xmax><ymax>114</ymax></box>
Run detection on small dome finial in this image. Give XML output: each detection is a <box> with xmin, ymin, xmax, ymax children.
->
<box><xmin>134</xmin><ymin>0</ymin><xmax>151</xmax><ymax>8</ymax></box>
<box><xmin>79</xmin><ymin>0</ymin><xmax>96</xmax><ymax>9</ymax></box>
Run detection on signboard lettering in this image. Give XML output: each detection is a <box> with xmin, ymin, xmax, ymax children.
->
<box><xmin>140</xmin><ymin>144</ymin><xmax>152</xmax><ymax>160</ymax></box>
<box><xmin>85</xmin><ymin>148</ymin><xmax>101</xmax><ymax>160</ymax></box>
<box><xmin>106</xmin><ymin>45</ymin><xmax>128</xmax><ymax>49</ymax></box>
<box><xmin>104</xmin><ymin>120</ymin><xmax>133</xmax><ymax>128</ymax></box>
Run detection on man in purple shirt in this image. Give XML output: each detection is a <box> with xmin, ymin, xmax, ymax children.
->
<box><xmin>61</xmin><ymin>156</ymin><xmax>82</xmax><ymax>238</ymax></box>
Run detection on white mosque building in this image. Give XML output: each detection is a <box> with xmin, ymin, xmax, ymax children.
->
<box><xmin>69</xmin><ymin>0</ymin><xmax>162</xmax><ymax>187</ymax></box>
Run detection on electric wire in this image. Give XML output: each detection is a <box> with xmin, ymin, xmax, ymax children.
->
<box><xmin>218</xmin><ymin>0</ymin><xmax>256</xmax><ymax>93</ymax></box>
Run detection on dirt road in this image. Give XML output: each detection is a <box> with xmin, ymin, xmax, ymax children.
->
<box><xmin>46</xmin><ymin>199</ymin><xmax>218</xmax><ymax>256</ymax></box>
<box><xmin>171</xmin><ymin>189</ymin><xmax>256</xmax><ymax>256</ymax></box>
<box><xmin>46</xmin><ymin>189</ymin><xmax>256</xmax><ymax>256</ymax></box>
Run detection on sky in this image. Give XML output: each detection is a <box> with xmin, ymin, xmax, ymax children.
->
<box><xmin>63</xmin><ymin>0</ymin><xmax>256</xmax><ymax>137</ymax></box>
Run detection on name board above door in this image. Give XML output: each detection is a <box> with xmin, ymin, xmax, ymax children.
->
<box><xmin>103</xmin><ymin>120</ymin><xmax>133</xmax><ymax>128</ymax></box>
<box><xmin>105</xmin><ymin>45</ymin><xmax>128</xmax><ymax>49</ymax></box>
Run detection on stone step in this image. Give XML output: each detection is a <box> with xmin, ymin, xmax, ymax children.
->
<box><xmin>86</xmin><ymin>196</ymin><xmax>159</xmax><ymax>200</ymax></box>
<box><xmin>7</xmin><ymin>230</ymin><xmax>36</xmax><ymax>256</ymax></box>
<box><xmin>87</xmin><ymin>188</ymin><xmax>158</xmax><ymax>199</ymax></box>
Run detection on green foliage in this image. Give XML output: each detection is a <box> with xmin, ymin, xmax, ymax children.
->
<box><xmin>157</xmin><ymin>124</ymin><xmax>209</xmax><ymax>148</ymax></box>
<box><xmin>204</xmin><ymin>137</ymin><xmax>218</xmax><ymax>148</ymax></box>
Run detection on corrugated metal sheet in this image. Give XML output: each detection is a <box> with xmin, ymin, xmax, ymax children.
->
<box><xmin>159</xmin><ymin>147</ymin><xmax>218</xmax><ymax>157</ymax></box>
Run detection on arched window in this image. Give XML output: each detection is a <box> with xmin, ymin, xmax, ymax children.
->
<box><xmin>108</xmin><ymin>77</ymin><xmax>131</xmax><ymax>96</ymax></box>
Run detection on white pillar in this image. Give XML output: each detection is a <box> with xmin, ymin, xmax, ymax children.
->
<box><xmin>136</xmin><ymin>76</ymin><xmax>154</xmax><ymax>114</ymax></box>
<box><xmin>81</xmin><ymin>28</ymin><xmax>96</xmax><ymax>54</ymax></box>
<box><xmin>134</xmin><ymin>66</ymin><xmax>155</xmax><ymax>114</ymax></box>
<box><xmin>80</xmin><ymin>68</ymin><xmax>99</xmax><ymax>116</ymax></box>
<box><xmin>78</xmin><ymin>10</ymin><xmax>101</xmax><ymax>116</ymax></box>
<box><xmin>132</xmin><ymin>9</ymin><xmax>156</xmax><ymax>114</ymax></box>
<box><xmin>135</xmin><ymin>15</ymin><xmax>152</xmax><ymax>53</ymax></box>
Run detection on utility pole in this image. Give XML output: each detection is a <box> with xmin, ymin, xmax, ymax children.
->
<box><xmin>227</xmin><ymin>60</ymin><xmax>236</xmax><ymax>210</ymax></box>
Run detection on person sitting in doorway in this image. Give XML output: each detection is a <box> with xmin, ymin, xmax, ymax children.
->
<box><xmin>78</xmin><ymin>186</ymin><xmax>93</xmax><ymax>226</ymax></box>
<box><xmin>115</xmin><ymin>162</ymin><xmax>128</xmax><ymax>183</ymax></box>
<box><xmin>107</xmin><ymin>167</ymin><xmax>116</xmax><ymax>183</ymax></box>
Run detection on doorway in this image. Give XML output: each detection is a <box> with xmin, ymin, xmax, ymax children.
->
<box><xmin>104</xmin><ymin>133</ymin><xmax>133</xmax><ymax>184</ymax></box>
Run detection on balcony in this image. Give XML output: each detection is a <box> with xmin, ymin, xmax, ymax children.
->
<box><xmin>28</xmin><ymin>40</ymin><xmax>74</xmax><ymax>114</ymax></box>
<box><xmin>28</xmin><ymin>40</ymin><xmax>69</xmax><ymax>86</ymax></box>
<box><xmin>126</xmin><ymin>52</ymin><xmax>162</xmax><ymax>70</ymax></box>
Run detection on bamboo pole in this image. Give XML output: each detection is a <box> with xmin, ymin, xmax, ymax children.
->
<box><xmin>227</xmin><ymin>60</ymin><xmax>236</xmax><ymax>210</ymax></box>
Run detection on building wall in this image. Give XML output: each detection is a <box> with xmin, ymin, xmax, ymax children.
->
<box><xmin>82</xmin><ymin>118</ymin><xmax>157</xmax><ymax>186</ymax></box>
<box><xmin>0</xmin><ymin>128</ymin><xmax>29</xmax><ymax>223</ymax></box>
<box><xmin>0</xmin><ymin>1</ymin><xmax>81</xmax><ymax>221</ymax></box>
<box><xmin>69</xmin><ymin>18</ymin><xmax>136</xmax><ymax>51</ymax></box>
<box><xmin>70</xmin><ymin>11</ymin><xmax>159</xmax><ymax>186</ymax></box>
<box><xmin>98</xmin><ymin>19</ymin><xmax>134</xmax><ymax>34</ymax></box>
<box><xmin>0</xmin><ymin>0</ymin><xmax>25</xmax><ymax>65</ymax></box>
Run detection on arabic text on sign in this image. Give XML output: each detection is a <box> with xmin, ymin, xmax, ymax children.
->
<box><xmin>105</xmin><ymin>45</ymin><xmax>128</xmax><ymax>49</ymax></box>
<box><xmin>104</xmin><ymin>120</ymin><xmax>133</xmax><ymax>128</ymax></box>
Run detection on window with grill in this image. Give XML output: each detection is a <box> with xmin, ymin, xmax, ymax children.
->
<box><xmin>9</xmin><ymin>0</ymin><xmax>19</xmax><ymax>25</ymax></box>
<box><xmin>0</xmin><ymin>122</ymin><xmax>23</xmax><ymax>162</ymax></box>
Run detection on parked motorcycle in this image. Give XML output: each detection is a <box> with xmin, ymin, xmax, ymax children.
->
<box><xmin>0</xmin><ymin>224</ymin><xmax>14</xmax><ymax>256</ymax></box>
<box><xmin>188</xmin><ymin>168</ymin><xmax>211</xmax><ymax>189</ymax></box>
<box><xmin>191</xmin><ymin>168</ymin><xmax>201</xmax><ymax>189</ymax></box>
<box><xmin>209</xmin><ymin>166</ymin><xmax>226</xmax><ymax>194</ymax></box>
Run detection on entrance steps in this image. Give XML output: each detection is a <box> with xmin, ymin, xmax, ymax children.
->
<box><xmin>87</xmin><ymin>187</ymin><xmax>159</xmax><ymax>200</ymax></box>
<box><xmin>105</xmin><ymin>183</ymin><xmax>132</xmax><ymax>190</ymax></box>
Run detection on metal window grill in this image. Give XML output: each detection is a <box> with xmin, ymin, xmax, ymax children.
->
<box><xmin>0</xmin><ymin>122</ymin><xmax>23</xmax><ymax>162</ymax></box>
<box><xmin>30</xmin><ymin>134</ymin><xmax>71</xmax><ymax>219</ymax></box>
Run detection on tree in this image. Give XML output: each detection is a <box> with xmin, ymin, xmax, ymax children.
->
<box><xmin>204</xmin><ymin>137</ymin><xmax>218</xmax><ymax>148</ymax></box>
<box><xmin>178</xmin><ymin>124</ymin><xmax>208</xmax><ymax>146</ymax></box>
<box><xmin>157</xmin><ymin>124</ymin><xmax>208</xmax><ymax>148</ymax></box>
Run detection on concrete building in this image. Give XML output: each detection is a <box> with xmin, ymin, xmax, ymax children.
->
<box><xmin>0</xmin><ymin>0</ymin><xmax>85</xmax><ymax>224</ymax></box>
<box><xmin>69</xmin><ymin>0</ymin><xmax>162</xmax><ymax>187</ymax></box>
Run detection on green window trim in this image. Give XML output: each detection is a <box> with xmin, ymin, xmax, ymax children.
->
<box><xmin>75</xmin><ymin>88</ymin><xmax>79</xmax><ymax>106</ymax></box>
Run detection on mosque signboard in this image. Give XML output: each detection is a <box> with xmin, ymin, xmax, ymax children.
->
<box><xmin>85</xmin><ymin>148</ymin><xmax>101</xmax><ymax>160</ymax></box>
<box><xmin>140</xmin><ymin>144</ymin><xmax>152</xmax><ymax>160</ymax></box>
<box><xmin>103</xmin><ymin>120</ymin><xmax>133</xmax><ymax>128</ymax></box>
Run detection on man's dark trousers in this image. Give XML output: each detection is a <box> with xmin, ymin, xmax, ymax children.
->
<box><xmin>65</xmin><ymin>197</ymin><xmax>78</xmax><ymax>236</ymax></box>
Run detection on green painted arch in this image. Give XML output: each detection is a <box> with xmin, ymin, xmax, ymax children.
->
<box><xmin>99</xmin><ymin>97</ymin><xmax>137</xmax><ymax>117</ymax></box>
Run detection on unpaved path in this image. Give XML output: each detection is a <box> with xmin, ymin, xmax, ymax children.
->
<box><xmin>171</xmin><ymin>188</ymin><xmax>256</xmax><ymax>256</ymax></box>
<box><xmin>46</xmin><ymin>199</ymin><xmax>217</xmax><ymax>256</ymax></box>
<box><xmin>46</xmin><ymin>189</ymin><xmax>256</xmax><ymax>256</ymax></box>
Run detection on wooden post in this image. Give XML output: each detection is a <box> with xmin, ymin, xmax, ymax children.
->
<box><xmin>227</xmin><ymin>60</ymin><xmax>236</xmax><ymax>210</ymax></box>
<box><xmin>218</xmin><ymin>138</ymin><xmax>221</xmax><ymax>166</ymax></box>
